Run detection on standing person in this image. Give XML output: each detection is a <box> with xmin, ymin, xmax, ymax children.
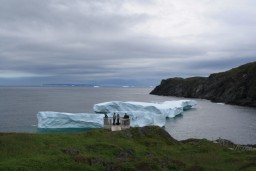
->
<box><xmin>113</xmin><ymin>113</ymin><xmax>116</xmax><ymax>125</ymax></box>
<box><xmin>116</xmin><ymin>113</ymin><xmax>120</xmax><ymax>125</ymax></box>
<box><xmin>104</xmin><ymin>113</ymin><xmax>109</xmax><ymax>125</ymax></box>
<box><xmin>124</xmin><ymin>113</ymin><xmax>129</xmax><ymax>125</ymax></box>
<box><xmin>124</xmin><ymin>113</ymin><xmax>129</xmax><ymax>119</ymax></box>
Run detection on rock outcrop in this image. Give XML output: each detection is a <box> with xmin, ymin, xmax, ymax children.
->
<box><xmin>150</xmin><ymin>62</ymin><xmax>256</xmax><ymax>107</ymax></box>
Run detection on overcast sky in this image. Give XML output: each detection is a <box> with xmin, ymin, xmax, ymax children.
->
<box><xmin>0</xmin><ymin>0</ymin><xmax>255</xmax><ymax>86</ymax></box>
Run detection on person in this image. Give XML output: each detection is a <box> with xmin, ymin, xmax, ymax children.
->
<box><xmin>123</xmin><ymin>113</ymin><xmax>129</xmax><ymax>125</ymax></box>
<box><xmin>104</xmin><ymin>113</ymin><xmax>109</xmax><ymax>125</ymax></box>
<box><xmin>113</xmin><ymin>113</ymin><xmax>116</xmax><ymax>125</ymax></box>
<box><xmin>116</xmin><ymin>113</ymin><xmax>120</xmax><ymax>125</ymax></box>
<box><xmin>124</xmin><ymin>113</ymin><xmax>129</xmax><ymax>119</ymax></box>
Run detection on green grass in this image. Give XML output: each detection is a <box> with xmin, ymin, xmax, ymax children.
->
<box><xmin>0</xmin><ymin>126</ymin><xmax>255</xmax><ymax>171</ymax></box>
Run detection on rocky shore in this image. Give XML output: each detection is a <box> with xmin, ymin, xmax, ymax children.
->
<box><xmin>150</xmin><ymin>61</ymin><xmax>256</xmax><ymax>107</ymax></box>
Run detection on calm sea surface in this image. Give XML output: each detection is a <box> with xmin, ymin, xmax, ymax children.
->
<box><xmin>0</xmin><ymin>87</ymin><xmax>255</xmax><ymax>144</ymax></box>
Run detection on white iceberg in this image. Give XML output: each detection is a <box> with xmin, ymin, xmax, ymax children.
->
<box><xmin>37</xmin><ymin>111</ymin><xmax>166</xmax><ymax>128</ymax></box>
<box><xmin>37</xmin><ymin>100</ymin><xmax>196</xmax><ymax>128</ymax></box>
<box><xmin>37</xmin><ymin>111</ymin><xmax>104</xmax><ymax>128</ymax></box>
<box><xmin>93</xmin><ymin>100</ymin><xmax>197</xmax><ymax>118</ymax></box>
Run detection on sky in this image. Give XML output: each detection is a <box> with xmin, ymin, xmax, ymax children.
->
<box><xmin>0</xmin><ymin>0</ymin><xmax>256</xmax><ymax>86</ymax></box>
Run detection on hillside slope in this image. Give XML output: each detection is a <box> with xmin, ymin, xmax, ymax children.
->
<box><xmin>150</xmin><ymin>62</ymin><xmax>256</xmax><ymax>107</ymax></box>
<box><xmin>0</xmin><ymin>126</ymin><xmax>255</xmax><ymax>170</ymax></box>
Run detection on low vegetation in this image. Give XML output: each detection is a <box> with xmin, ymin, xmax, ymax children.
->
<box><xmin>0</xmin><ymin>126</ymin><xmax>255</xmax><ymax>171</ymax></box>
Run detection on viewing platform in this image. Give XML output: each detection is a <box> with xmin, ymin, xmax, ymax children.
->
<box><xmin>103</xmin><ymin>117</ymin><xmax>130</xmax><ymax>131</ymax></box>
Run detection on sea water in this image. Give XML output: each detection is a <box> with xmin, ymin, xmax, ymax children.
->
<box><xmin>0</xmin><ymin>87</ymin><xmax>255</xmax><ymax>144</ymax></box>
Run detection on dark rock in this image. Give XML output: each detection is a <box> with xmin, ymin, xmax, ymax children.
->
<box><xmin>116</xmin><ymin>148</ymin><xmax>135</xmax><ymax>163</ymax></box>
<box><xmin>74</xmin><ymin>156</ymin><xmax>121</xmax><ymax>171</ymax></box>
<box><xmin>61</xmin><ymin>149</ymin><xmax>80</xmax><ymax>155</ymax></box>
<box><xmin>239</xmin><ymin>162</ymin><xmax>256</xmax><ymax>170</ymax></box>
<box><xmin>136</xmin><ymin>162</ymin><xmax>151</xmax><ymax>170</ymax></box>
<box><xmin>150</xmin><ymin>62</ymin><xmax>256</xmax><ymax>107</ymax></box>
<box><xmin>185</xmin><ymin>165</ymin><xmax>205</xmax><ymax>171</ymax></box>
<box><xmin>117</xmin><ymin>148</ymin><xmax>134</xmax><ymax>158</ymax></box>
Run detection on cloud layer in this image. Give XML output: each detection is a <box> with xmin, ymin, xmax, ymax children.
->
<box><xmin>0</xmin><ymin>0</ymin><xmax>255</xmax><ymax>85</ymax></box>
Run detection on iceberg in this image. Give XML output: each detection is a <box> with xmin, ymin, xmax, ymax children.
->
<box><xmin>93</xmin><ymin>100</ymin><xmax>197</xmax><ymax>118</ymax></box>
<box><xmin>37</xmin><ymin>111</ymin><xmax>166</xmax><ymax>128</ymax></box>
<box><xmin>37</xmin><ymin>112</ymin><xmax>104</xmax><ymax>128</ymax></box>
<box><xmin>37</xmin><ymin>100</ymin><xmax>196</xmax><ymax>128</ymax></box>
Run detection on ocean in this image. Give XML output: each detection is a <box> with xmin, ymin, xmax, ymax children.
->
<box><xmin>0</xmin><ymin>86</ymin><xmax>255</xmax><ymax>144</ymax></box>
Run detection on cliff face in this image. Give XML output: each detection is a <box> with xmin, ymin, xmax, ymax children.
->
<box><xmin>150</xmin><ymin>62</ymin><xmax>256</xmax><ymax>107</ymax></box>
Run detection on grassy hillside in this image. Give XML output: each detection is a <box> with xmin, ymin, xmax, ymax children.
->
<box><xmin>0</xmin><ymin>126</ymin><xmax>255</xmax><ymax>171</ymax></box>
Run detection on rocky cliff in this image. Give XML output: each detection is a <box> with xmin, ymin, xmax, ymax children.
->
<box><xmin>150</xmin><ymin>62</ymin><xmax>256</xmax><ymax>107</ymax></box>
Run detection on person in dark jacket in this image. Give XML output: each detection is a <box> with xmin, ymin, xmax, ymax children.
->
<box><xmin>113</xmin><ymin>113</ymin><xmax>116</xmax><ymax>125</ymax></box>
<box><xmin>123</xmin><ymin>113</ymin><xmax>129</xmax><ymax>125</ymax></box>
<box><xmin>116</xmin><ymin>113</ymin><xmax>120</xmax><ymax>125</ymax></box>
<box><xmin>124</xmin><ymin>113</ymin><xmax>129</xmax><ymax>119</ymax></box>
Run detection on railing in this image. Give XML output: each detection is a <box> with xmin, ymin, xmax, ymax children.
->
<box><xmin>121</xmin><ymin>118</ymin><xmax>130</xmax><ymax>126</ymax></box>
<box><xmin>104</xmin><ymin>118</ymin><xmax>112</xmax><ymax>125</ymax></box>
<box><xmin>103</xmin><ymin>117</ymin><xmax>130</xmax><ymax>130</ymax></box>
<box><xmin>103</xmin><ymin>118</ymin><xmax>112</xmax><ymax>129</ymax></box>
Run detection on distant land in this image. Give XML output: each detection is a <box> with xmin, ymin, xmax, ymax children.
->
<box><xmin>42</xmin><ymin>84</ymin><xmax>151</xmax><ymax>88</ymax></box>
<box><xmin>43</xmin><ymin>84</ymin><xmax>95</xmax><ymax>87</ymax></box>
<box><xmin>150</xmin><ymin>61</ymin><xmax>256</xmax><ymax>107</ymax></box>
<box><xmin>41</xmin><ymin>79</ymin><xmax>157</xmax><ymax>88</ymax></box>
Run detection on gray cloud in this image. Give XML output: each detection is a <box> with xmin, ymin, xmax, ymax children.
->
<box><xmin>0</xmin><ymin>0</ymin><xmax>255</xmax><ymax>86</ymax></box>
